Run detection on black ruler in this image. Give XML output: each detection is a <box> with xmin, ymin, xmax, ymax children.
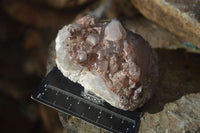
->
<box><xmin>31</xmin><ymin>67</ymin><xmax>142</xmax><ymax>133</ymax></box>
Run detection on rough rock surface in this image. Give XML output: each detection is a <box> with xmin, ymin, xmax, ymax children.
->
<box><xmin>124</xmin><ymin>15</ymin><xmax>183</xmax><ymax>49</ymax></box>
<box><xmin>55</xmin><ymin>15</ymin><xmax>158</xmax><ymax>111</ymax></box>
<box><xmin>139</xmin><ymin>49</ymin><xmax>200</xmax><ymax>133</ymax></box>
<box><xmin>131</xmin><ymin>0</ymin><xmax>200</xmax><ymax>48</ymax></box>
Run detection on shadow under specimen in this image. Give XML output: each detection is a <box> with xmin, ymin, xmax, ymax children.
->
<box><xmin>144</xmin><ymin>48</ymin><xmax>200</xmax><ymax>114</ymax></box>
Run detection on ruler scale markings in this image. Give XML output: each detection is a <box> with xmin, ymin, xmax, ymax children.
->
<box><xmin>41</xmin><ymin>87</ymin><xmax>133</xmax><ymax>133</ymax></box>
<box><xmin>32</xmin><ymin>67</ymin><xmax>142</xmax><ymax>133</ymax></box>
<box><xmin>40</xmin><ymin>96</ymin><xmax>122</xmax><ymax>133</ymax></box>
<box><xmin>37</xmin><ymin>83</ymin><xmax>137</xmax><ymax>133</ymax></box>
<box><xmin>42</xmin><ymin>83</ymin><xmax>136</xmax><ymax>132</ymax></box>
<box><xmin>47</xmin><ymin>84</ymin><xmax>136</xmax><ymax>123</ymax></box>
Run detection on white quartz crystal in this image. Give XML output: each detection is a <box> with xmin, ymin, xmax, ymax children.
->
<box><xmin>104</xmin><ymin>19</ymin><xmax>126</xmax><ymax>41</ymax></box>
<box><xmin>55</xmin><ymin>24</ymin><xmax>121</xmax><ymax>108</ymax></box>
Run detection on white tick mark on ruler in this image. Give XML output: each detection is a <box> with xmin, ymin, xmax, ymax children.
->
<box><xmin>77</xmin><ymin>101</ymin><xmax>80</xmax><ymax>104</ymax></box>
<box><xmin>44</xmin><ymin>88</ymin><xmax>47</xmax><ymax>91</ymax></box>
<box><xmin>96</xmin><ymin>116</ymin><xmax>100</xmax><ymax>122</ymax></box>
<box><xmin>37</xmin><ymin>93</ymin><xmax>41</xmax><ymax>98</ymax></box>
<box><xmin>110</xmin><ymin>115</ymin><xmax>113</xmax><ymax>119</ymax></box>
<box><xmin>44</xmin><ymin>84</ymin><xmax>47</xmax><ymax>87</ymax></box>
<box><xmin>88</xmin><ymin>106</ymin><xmax>91</xmax><ymax>110</ymax></box>
<box><xmin>125</xmin><ymin>128</ymin><xmax>129</xmax><ymax>133</ymax></box>
<box><xmin>66</xmin><ymin>96</ymin><xmax>69</xmax><ymax>100</ymax></box>
<box><xmin>56</xmin><ymin>92</ymin><xmax>58</xmax><ymax>95</ymax></box>
<box><xmin>132</xmin><ymin>121</ymin><xmax>136</xmax><ymax>128</ymax></box>
<box><xmin>67</xmin><ymin>104</ymin><xmax>72</xmax><ymax>110</ymax></box>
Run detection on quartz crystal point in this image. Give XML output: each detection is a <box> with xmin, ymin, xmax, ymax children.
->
<box><xmin>55</xmin><ymin>15</ymin><xmax>158</xmax><ymax>111</ymax></box>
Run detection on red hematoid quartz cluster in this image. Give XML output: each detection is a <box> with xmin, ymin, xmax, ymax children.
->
<box><xmin>60</xmin><ymin>15</ymin><xmax>158</xmax><ymax>111</ymax></box>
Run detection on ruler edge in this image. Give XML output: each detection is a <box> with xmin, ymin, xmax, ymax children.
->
<box><xmin>31</xmin><ymin>94</ymin><xmax>141</xmax><ymax>133</ymax></box>
<box><xmin>33</xmin><ymin>67</ymin><xmax>143</xmax><ymax>117</ymax></box>
<box><xmin>31</xmin><ymin>95</ymin><xmax>121</xmax><ymax>133</ymax></box>
<box><xmin>31</xmin><ymin>66</ymin><xmax>142</xmax><ymax>133</ymax></box>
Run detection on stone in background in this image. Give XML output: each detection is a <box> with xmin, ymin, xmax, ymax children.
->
<box><xmin>131</xmin><ymin>0</ymin><xmax>200</xmax><ymax>48</ymax></box>
<box><xmin>1</xmin><ymin>0</ymin><xmax>200</xmax><ymax>133</ymax></box>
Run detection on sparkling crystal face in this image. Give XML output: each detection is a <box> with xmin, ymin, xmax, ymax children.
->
<box><xmin>55</xmin><ymin>15</ymin><xmax>158</xmax><ymax>111</ymax></box>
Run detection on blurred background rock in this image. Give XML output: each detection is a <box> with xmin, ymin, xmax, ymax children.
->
<box><xmin>0</xmin><ymin>0</ymin><xmax>90</xmax><ymax>132</ymax></box>
<box><xmin>0</xmin><ymin>0</ymin><xmax>199</xmax><ymax>133</ymax></box>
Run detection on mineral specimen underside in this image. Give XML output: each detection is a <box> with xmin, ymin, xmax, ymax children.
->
<box><xmin>55</xmin><ymin>15</ymin><xmax>158</xmax><ymax>111</ymax></box>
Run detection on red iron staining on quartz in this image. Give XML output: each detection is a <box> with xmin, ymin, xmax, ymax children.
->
<box><xmin>56</xmin><ymin>15</ymin><xmax>158</xmax><ymax>111</ymax></box>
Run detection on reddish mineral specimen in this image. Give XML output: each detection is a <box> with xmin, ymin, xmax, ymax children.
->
<box><xmin>55</xmin><ymin>15</ymin><xmax>158</xmax><ymax>111</ymax></box>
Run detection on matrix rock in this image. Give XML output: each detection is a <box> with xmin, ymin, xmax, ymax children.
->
<box><xmin>55</xmin><ymin>15</ymin><xmax>158</xmax><ymax>111</ymax></box>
